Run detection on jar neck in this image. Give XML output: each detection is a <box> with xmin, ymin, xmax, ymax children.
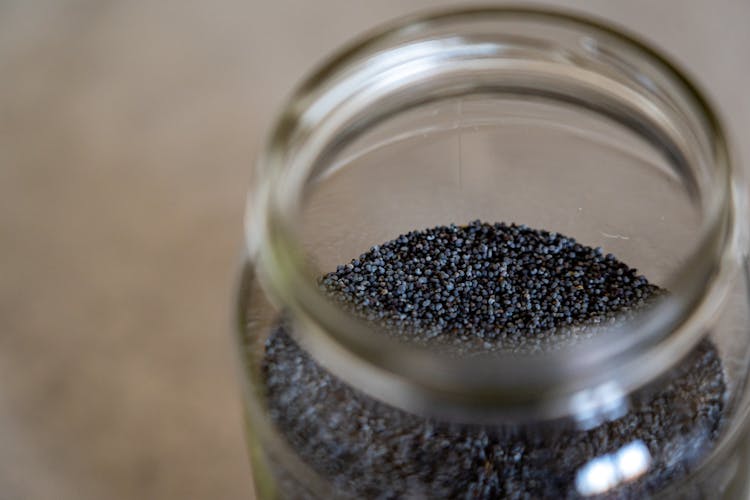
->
<box><xmin>248</xmin><ymin>8</ymin><xmax>741</xmax><ymax>423</ymax></box>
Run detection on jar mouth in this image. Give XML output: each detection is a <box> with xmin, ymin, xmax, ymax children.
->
<box><xmin>248</xmin><ymin>7</ymin><xmax>740</xmax><ymax>421</ymax></box>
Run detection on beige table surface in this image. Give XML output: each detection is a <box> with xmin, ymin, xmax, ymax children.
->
<box><xmin>1</xmin><ymin>1</ymin><xmax>748</xmax><ymax>499</ymax></box>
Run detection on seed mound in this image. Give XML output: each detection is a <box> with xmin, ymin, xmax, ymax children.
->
<box><xmin>319</xmin><ymin>221</ymin><xmax>661</xmax><ymax>353</ymax></box>
<box><xmin>262</xmin><ymin>221</ymin><xmax>726</xmax><ymax>499</ymax></box>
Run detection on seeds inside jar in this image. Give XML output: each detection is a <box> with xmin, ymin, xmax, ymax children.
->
<box><xmin>262</xmin><ymin>221</ymin><xmax>725</xmax><ymax>498</ymax></box>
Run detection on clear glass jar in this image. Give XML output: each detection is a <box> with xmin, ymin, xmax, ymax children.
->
<box><xmin>236</xmin><ymin>8</ymin><xmax>750</xmax><ymax>499</ymax></box>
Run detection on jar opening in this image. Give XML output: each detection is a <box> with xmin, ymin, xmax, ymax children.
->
<box><xmin>248</xmin><ymin>7</ymin><xmax>739</xmax><ymax>422</ymax></box>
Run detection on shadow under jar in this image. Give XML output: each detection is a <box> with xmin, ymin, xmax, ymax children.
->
<box><xmin>236</xmin><ymin>8</ymin><xmax>750</xmax><ymax>499</ymax></box>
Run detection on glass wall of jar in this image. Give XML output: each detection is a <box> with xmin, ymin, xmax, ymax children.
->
<box><xmin>236</xmin><ymin>8</ymin><xmax>750</xmax><ymax>499</ymax></box>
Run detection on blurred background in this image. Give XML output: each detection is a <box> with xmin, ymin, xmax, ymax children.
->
<box><xmin>0</xmin><ymin>1</ymin><xmax>748</xmax><ymax>499</ymax></box>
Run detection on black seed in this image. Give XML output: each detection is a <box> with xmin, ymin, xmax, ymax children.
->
<box><xmin>260</xmin><ymin>221</ymin><xmax>726</xmax><ymax>499</ymax></box>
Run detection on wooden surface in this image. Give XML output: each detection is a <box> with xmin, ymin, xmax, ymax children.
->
<box><xmin>0</xmin><ymin>1</ymin><xmax>748</xmax><ymax>499</ymax></box>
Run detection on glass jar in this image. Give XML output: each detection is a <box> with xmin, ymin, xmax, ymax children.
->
<box><xmin>236</xmin><ymin>8</ymin><xmax>750</xmax><ymax>499</ymax></box>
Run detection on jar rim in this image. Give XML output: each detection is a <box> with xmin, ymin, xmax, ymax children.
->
<box><xmin>248</xmin><ymin>6</ymin><xmax>741</xmax><ymax>422</ymax></box>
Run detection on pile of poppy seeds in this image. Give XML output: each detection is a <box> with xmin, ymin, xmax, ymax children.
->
<box><xmin>261</xmin><ymin>221</ymin><xmax>726</xmax><ymax>498</ymax></box>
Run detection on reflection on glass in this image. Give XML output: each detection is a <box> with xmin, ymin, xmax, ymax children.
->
<box><xmin>576</xmin><ymin>440</ymin><xmax>652</xmax><ymax>496</ymax></box>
